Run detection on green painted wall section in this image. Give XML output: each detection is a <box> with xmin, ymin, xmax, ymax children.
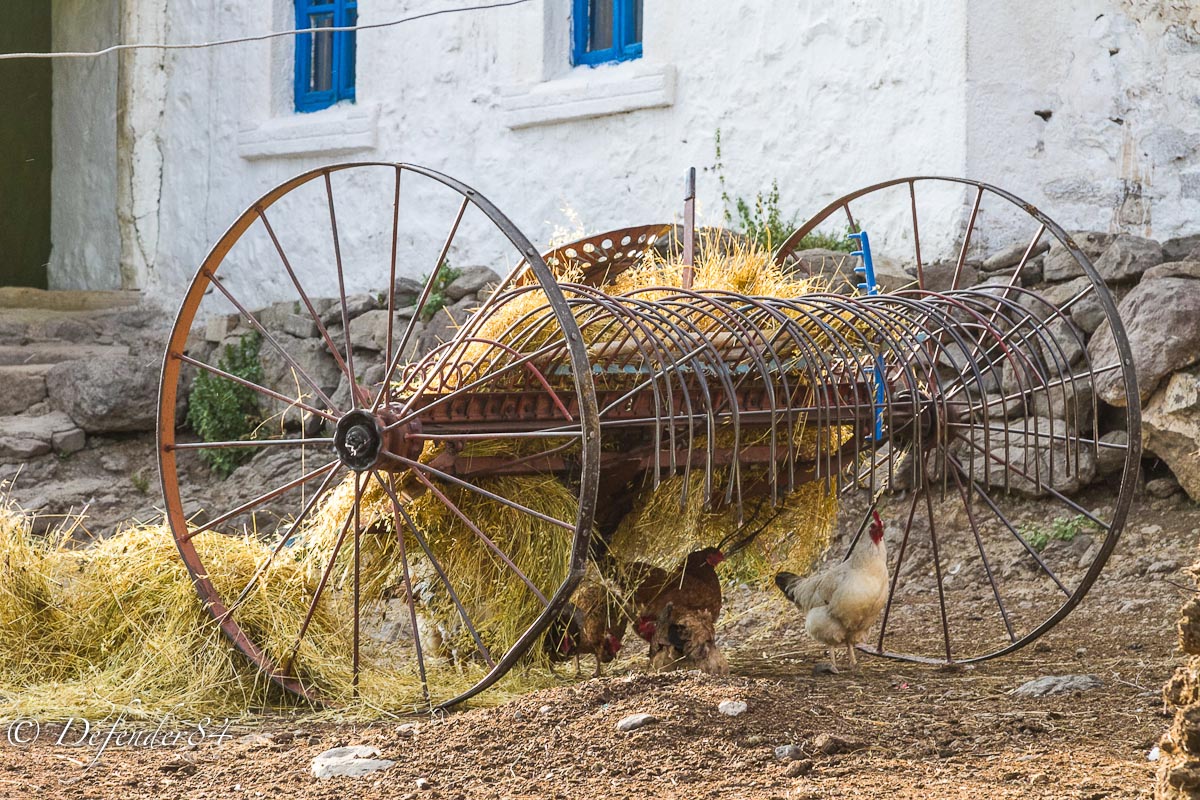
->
<box><xmin>0</xmin><ymin>2</ymin><xmax>52</xmax><ymax>289</ymax></box>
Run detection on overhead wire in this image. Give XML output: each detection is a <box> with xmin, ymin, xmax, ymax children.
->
<box><xmin>0</xmin><ymin>0</ymin><xmax>531</xmax><ymax>61</ymax></box>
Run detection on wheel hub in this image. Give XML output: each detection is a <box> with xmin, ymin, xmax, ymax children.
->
<box><xmin>334</xmin><ymin>409</ymin><xmax>384</xmax><ymax>471</ymax></box>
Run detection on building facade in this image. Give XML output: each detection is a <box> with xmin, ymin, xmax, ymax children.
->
<box><xmin>16</xmin><ymin>0</ymin><xmax>1200</xmax><ymax>307</ymax></box>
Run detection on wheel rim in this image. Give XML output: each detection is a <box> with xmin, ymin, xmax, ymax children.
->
<box><xmin>778</xmin><ymin>176</ymin><xmax>1141</xmax><ymax>663</ymax></box>
<box><xmin>158</xmin><ymin>162</ymin><xmax>599</xmax><ymax>709</ymax></box>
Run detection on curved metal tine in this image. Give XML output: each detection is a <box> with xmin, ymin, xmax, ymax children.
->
<box><xmin>922</xmin><ymin>482</ymin><xmax>954</xmax><ymax>663</ymax></box>
<box><xmin>651</xmin><ymin>298</ymin><xmax>740</xmax><ymax>505</ymax></box>
<box><xmin>173</xmin><ymin>353</ymin><xmax>337</xmax><ymax>424</ymax></box>
<box><xmin>947</xmin><ymin>461</ymin><xmax>1016</xmax><ymax>643</ymax></box>
<box><xmin>372</xmin><ymin>471</ymin><xmax>497</xmax><ymax>671</ymax></box>
<box><xmin>370</xmin><ymin>472</ymin><xmax>431</xmax><ymax>708</ymax></box>
<box><xmin>384</xmin><ymin>166</ymin><xmax>402</xmax><ymax>370</ymax></box>
<box><xmin>945</xmin><ymin>450</ymin><xmax>1071</xmax><ymax>596</ymax></box>
<box><xmin>573</xmin><ymin>290</ymin><xmax>675</xmax><ymax>486</ymax></box>
<box><xmin>201</xmin><ymin>270</ymin><xmax>339</xmax><ymax>412</ymax></box>
<box><xmin>384</xmin><ymin>341</ymin><xmax>567</xmax><ymax>432</ymax></box>
<box><xmin>219</xmin><ymin>465</ymin><xmax>344</xmax><ymax>619</ymax></box>
<box><xmin>951</xmin><ymin>185</ymin><xmax>984</xmax><ymax>291</ymax></box>
<box><xmin>405</xmin><ymin>468</ymin><xmax>548</xmax><ymax>607</ymax></box>
<box><xmin>282</xmin><ymin>474</ymin><xmax>359</xmax><ymax>676</ymax></box>
<box><xmin>168</xmin><ymin>437</ymin><xmax>334</xmax><ymax>451</ymax></box>
<box><xmin>382</xmin><ymin>450</ymin><xmax>574</xmax><ymax>531</ymax></box>
<box><xmin>767</xmin><ymin>299</ymin><xmax>839</xmax><ymax>491</ymax></box>
<box><xmin>181</xmin><ymin>459</ymin><xmax>340</xmax><ymax>542</ymax></box>
<box><xmin>616</xmin><ymin>298</ymin><xmax>702</xmax><ymax>489</ymax></box>
<box><xmin>375</xmin><ymin>195</ymin><xmax>470</xmax><ymax>413</ymax></box>
<box><xmin>686</xmin><ymin>290</ymin><xmax>784</xmax><ymax>512</ymax></box>
<box><xmin>352</xmin><ymin>472</ymin><xmax>362</xmax><ymax>689</ymax></box>
<box><xmin>256</xmin><ymin>207</ymin><xmax>353</xmax><ymax>383</ymax></box>
<box><xmin>876</xmin><ymin>487</ymin><xmax>922</xmax><ymax>651</ymax></box>
<box><xmin>909</xmin><ymin>180</ymin><xmax>925</xmax><ymax>291</ymax></box>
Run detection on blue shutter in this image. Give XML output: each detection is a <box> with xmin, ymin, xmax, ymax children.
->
<box><xmin>295</xmin><ymin>0</ymin><xmax>357</xmax><ymax>113</ymax></box>
<box><xmin>573</xmin><ymin>0</ymin><xmax>643</xmax><ymax>67</ymax></box>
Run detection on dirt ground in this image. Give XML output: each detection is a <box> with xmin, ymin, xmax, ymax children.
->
<box><xmin>0</xmin><ymin>487</ymin><xmax>1189</xmax><ymax>799</ymax></box>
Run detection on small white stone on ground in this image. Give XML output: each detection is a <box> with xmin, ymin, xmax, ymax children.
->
<box><xmin>616</xmin><ymin>713</ymin><xmax>657</xmax><ymax>732</ymax></box>
<box><xmin>1012</xmin><ymin>674</ymin><xmax>1103</xmax><ymax>697</ymax></box>
<box><xmin>416</xmin><ymin>777</ymin><xmax>434</xmax><ymax>790</ymax></box>
<box><xmin>718</xmin><ymin>700</ymin><xmax>748</xmax><ymax>717</ymax></box>
<box><xmin>539</xmin><ymin>705</ymin><xmax>553</xmax><ymax>715</ymax></box>
<box><xmin>311</xmin><ymin>746</ymin><xmax>396</xmax><ymax>779</ymax></box>
<box><xmin>1149</xmin><ymin>746</ymin><xmax>1161</xmax><ymax>762</ymax></box>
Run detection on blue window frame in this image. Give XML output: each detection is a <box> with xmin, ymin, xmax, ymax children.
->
<box><xmin>294</xmin><ymin>0</ymin><xmax>357</xmax><ymax>113</ymax></box>
<box><xmin>573</xmin><ymin>0</ymin><xmax>642</xmax><ymax>66</ymax></box>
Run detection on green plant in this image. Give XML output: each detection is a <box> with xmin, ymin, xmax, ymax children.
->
<box><xmin>186</xmin><ymin>331</ymin><xmax>264</xmax><ymax>477</ymax></box>
<box><xmin>1020</xmin><ymin>515</ymin><xmax>1097</xmax><ymax>551</ymax></box>
<box><xmin>419</xmin><ymin>262</ymin><xmax>461</xmax><ymax>322</ymax></box>
<box><xmin>714</xmin><ymin>129</ymin><xmax>856</xmax><ymax>253</ymax></box>
<box><xmin>131</xmin><ymin>471</ymin><xmax>150</xmax><ymax>495</ymax></box>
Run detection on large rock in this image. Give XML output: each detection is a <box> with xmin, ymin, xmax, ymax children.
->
<box><xmin>1089</xmin><ymin>272</ymin><xmax>1200</xmax><ymax>405</ymax></box>
<box><xmin>260</xmin><ymin>334</ymin><xmax>344</xmax><ymax>399</ymax></box>
<box><xmin>0</xmin><ymin>365</ymin><xmax>51</xmax><ymax>416</ymax></box>
<box><xmin>0</xmin><ymin>411</ymin><xmax>82</xmax><ymax>461</ymax></box>
<box><xmin>1163</xmin><ymin>233</ymin><xmax>1200</xmax><ymax>263</ymax></box>
<box><xmin>444</xmin><ymin>266</ymin><xmax>501</xmax><ymax>301</ymax></box>
<box><xmin>954</xmin><ymin>416</ymin><xmax>1096</xmax><ymax>497</ymax></box>
<box><xmin>1142</xmin><ymin>366</ymin><xmax>1200</xmax><ymax>501</ymax></box>
<box><xmin>45</xmin><ymin>355</ymin><xmax>159</xmax><ymax>433</ymax></box>
<box><xmin>981</xmin><ymin>240</ymin><xmax>1050</xmax><ymax>273</ymax></box>
<box><xmin>1092</xmin><ymin>234</ymin><xmax>1163</xmax><ymax>283</ymax></box>
<box><xmin>782</xmin><ymin>248</ymin><xmax>859</xmax><ymax>290</ymax></box>
<box><xmin>1043</xmin><ymin>232</ymin><xmax>1114</xmax><ymax>282</ymax></box>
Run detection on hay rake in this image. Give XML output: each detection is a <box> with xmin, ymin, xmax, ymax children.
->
<box><xmin>158</xmin><ymin>163</ymin><xmax>1140</xmax><ymax>709</ymax></box>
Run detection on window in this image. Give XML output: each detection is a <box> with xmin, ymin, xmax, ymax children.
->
<box><xmin>294</xmin><ymin>0</ymin><xmax>357</xmax><ymax>113</ymax></box>
<box><xmin>573</xmin><ymin>0</ymin><xmax>642</xmax><ymax>66</ymax></box>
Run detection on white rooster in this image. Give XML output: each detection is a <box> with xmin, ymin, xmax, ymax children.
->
<box><xmin>775</xmin><ymin>509</ymin><xmax>889</xmax><ymax>672</ymax></box>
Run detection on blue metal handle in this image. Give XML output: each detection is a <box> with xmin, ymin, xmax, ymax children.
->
<box><xmin>848</xmin><ymin>229</ymin><xmax>885</xmax><ymax>440</ymax></box>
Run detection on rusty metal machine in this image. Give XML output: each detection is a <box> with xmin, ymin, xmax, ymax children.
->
<box><xmin>157</xmin><ymin>164</ymin><xmax>1140</xmax><ymax>708</ymax></box>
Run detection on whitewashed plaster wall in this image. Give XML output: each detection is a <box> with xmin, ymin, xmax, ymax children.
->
<box><xmin>58</xmin><ymin>0</ymin><xmax>968</xmax><ymax>308</ymax></box>
<box><xmin>49</xmin><ymin>0</ymin><xmax>121</xmax><ymax>291</ymax></box>
<box><xmin>965</xmin><ymin>0</ymin><xmax>1200</xmax><ymax>244</ymax></box>
<box><xmin>47</xmin><ymin>0</ymin><xmax>1200</xmax><ymax>306</ymax></box>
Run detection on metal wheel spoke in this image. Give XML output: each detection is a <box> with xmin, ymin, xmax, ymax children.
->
<box><xmin>945</xmin><ymin>451</ymin><xmax>1071</xmax><ymax>596</ymax></box>
<box><xmin>948</xmin><ymin>462</ymin><xmax>1016</xmax><ymax>642</ymax></box>
<box><xmin>373</xmin><ymin>471</ymin><xmax>497</xmax><ymax>671</ymax></box>
<box><xmin>174</xmin><ymin>352</ymin><xmax>338</xmax><ymax>423</ymax></box>
<box><xmin>877</xmin><ymin>488</ymin><xmax>921</xmax><ymax>650</ymax></box>
<box><xmin>256</xmin><ymin>207</ymin><xmax>354</xmax><ymax>383</ymax></box>
<box><xmin>181</xmin><ymin>460</ymin><xmax>340</xmax><ymax>542</ymax></box>
<box><xmin>406</xmin><ymin>468</ymin><xmax>549</xmax><ymax>606</ymax></box>
<box><xmin>219</xmin><ymin>466</ymin><xmax>344</xmax><ymax>620</ymax></box>
<box><xmin>283</xmin><ymin>475</ymin><xmax>359</xmax><ymax>676</ymax></box>
<box><xmin>202</xmin><ymin>270</ymin><xmax>340</xmax><ymax>412</ymax></box>
<box><xmin>383</xmin><ymin>450</ymin><xmax>575</xmax><ymax>531</ymax></box>
<box><xmin>351</xmin><ymin>472</ymin><xmax>362</xmax><ymax>690</ymax></box>
<box><xmin>922</xmin><ymin>485</ymin><xmax>954</xmax><ymax>662</ymax></box>
<box><xmin>375</xmin><ymin>196</ymin><xmax>471</xmax><ymax>413</ymax></box>
<box><xmin>373</xmin><ymin>473</ymin><xmax>431</xmax><ymax>708</ymax></box>
<box><xmin>384</xmin><ymin>167</ymin><xmax>402</xmax><ymax>374</ymax></box>
<box><xmin>167</xmin><ymin>437</ymin><xmax>333</xmax><ymax>452</ymax></box>
<box><xmin>325</xmin><ymin>171</ymin><xmax>359</xmax><ymax>410</ymax></box>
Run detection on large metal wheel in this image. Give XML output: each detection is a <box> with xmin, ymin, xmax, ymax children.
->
<box><xmin>776</xmin><ymin>176</ymin><xmax>1142</xmax><ymax>664</ymax></box>
<box><xmin>158</xmin><ymin>163</ymin><xmax>600</xmax><ymax>710</ymax></box>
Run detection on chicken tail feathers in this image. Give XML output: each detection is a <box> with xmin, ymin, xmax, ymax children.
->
<box><xmin>775</xmin><ymin>571</ymin><xmax>799</xmax><ymax>595</ymax></box>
